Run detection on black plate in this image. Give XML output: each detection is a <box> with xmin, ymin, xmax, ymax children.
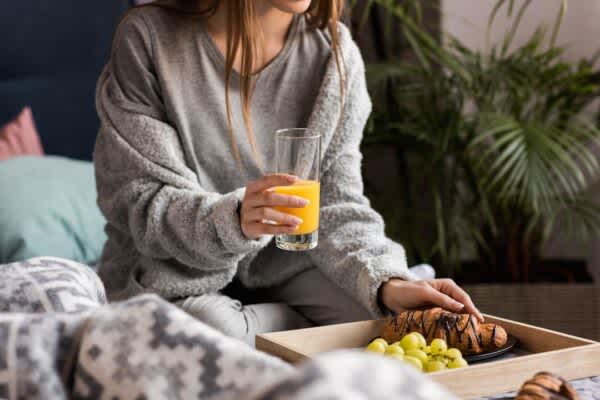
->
<box><xmin>464</xmin><ymin>335</ymin><xmax>518</xmax><ymax>363</ymax></box>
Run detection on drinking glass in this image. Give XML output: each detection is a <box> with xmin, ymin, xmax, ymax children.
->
<box><xmin>273</xmin><ymin>128</ymin><xmax>321</xmax><ymax>251</ymax></box>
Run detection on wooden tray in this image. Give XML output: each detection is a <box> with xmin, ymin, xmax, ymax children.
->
<box><xmin>256</xmin><ymin>314</ymin><xmax>600</xmax><ymax>399</ymax></box>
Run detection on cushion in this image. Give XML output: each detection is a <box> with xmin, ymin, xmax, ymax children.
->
<box><xmin>0</xmin><ymin>0</ymin><xmax>131</xmax><ymax>161</ymax></box>
<box><xmin>0</xmin><ymin>107</ymin><xmax>44</xmax><ymax>161</ymax></box>
<box><xmin>0</xmin><ymin>257</ymin><xmax>106</xmax><ymax>312</ymax></box>
<box><xmin>0</xmin><ymin>156</ymin><xmax>107</xmax><ymax>265</ymax></box>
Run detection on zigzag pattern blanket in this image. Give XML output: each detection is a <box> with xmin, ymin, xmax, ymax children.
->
<box><xmin>0</xmin><ymin>258</ymin><xmax>455</xmax><ymax>400</ymax></box>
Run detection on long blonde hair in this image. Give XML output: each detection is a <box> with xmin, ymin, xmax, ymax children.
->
<box><xmin>136</xmin><ymin>0</ymin><xmax>345</xmax><ymax>165</ymax></box>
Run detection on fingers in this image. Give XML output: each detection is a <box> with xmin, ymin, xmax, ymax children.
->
<box><xmin>379</xmin><ymin>279</ymin><xmax>485</xmax><ymax>323</ymax></box>
<box><xmin>241</xmin><ymin>174</ymin><xmax>306</xmax><ymax>240</ymax></box>
<box><xmin>247</xmin><ymin>191</ymin><xmax>309</xmax><ymax>209</ymax></box>
<box><xmin>420</xmin><ymin>283</ymin><xmax>465</xmax><ymax>313</ymax></box>
<box><xmin>246</xmin><ymin>174</ymin><xmax>297</xmax><ymax>194</ymax></box>
<box><xmin>433</xmin><ymin>279</ymin><xmax>484</xmax><ymax>322</ymax></box>
<box><xmin>245</xmin><ymin>207</ymin><xmax>303</xmax><ymax>226</ymax></box>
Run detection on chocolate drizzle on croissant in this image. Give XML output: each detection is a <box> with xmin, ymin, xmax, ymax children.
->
<box><xmin>516</xmin><ymin>372</ymin><xmax>579</xmax><ymax>400</ymax></box>
<box><xmin>381</xmin><ymin>307</ymin><xmax>508</xmax><ymax>355</ymax></box>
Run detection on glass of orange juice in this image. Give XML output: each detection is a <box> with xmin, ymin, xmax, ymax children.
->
<box><xmin>273</xmin><ymin>128</ymin><xmax>321</xmax><ymax>251</ymax></box>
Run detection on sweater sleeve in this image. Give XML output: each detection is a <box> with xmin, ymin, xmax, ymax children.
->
<box><xmin>308</xmin><ymin>42</ymin><xmax>416</xmax><ymax>317</ymax></box>
<box><xmin>94</xmin><ymin>12</ymin><xmax>271</xmax><ymax>272</ymax></box>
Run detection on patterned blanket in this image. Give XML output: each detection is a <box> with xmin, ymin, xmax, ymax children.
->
<box><xmin>0</xmin><ymin>258</ymin><xmax>455</xmax><ymax>400</ymax></box>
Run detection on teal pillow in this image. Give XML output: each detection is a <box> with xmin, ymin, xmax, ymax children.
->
<box><xmin>0</xmin><ymin>156</ymin><xmax>106</xmax><ymax>265</ymax></box>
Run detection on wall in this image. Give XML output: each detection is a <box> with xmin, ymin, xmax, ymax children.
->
<box><xmin>441</xmin><ymin>0</ymin><xmax>600</xmax><ymax>281</ymax></box>
<box><xmin>441</xmin><ymin>0</ymin><xmax>600</xmax><ymax>59</ymax></box>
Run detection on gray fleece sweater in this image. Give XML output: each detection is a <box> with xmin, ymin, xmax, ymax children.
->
<box><xmin>94</xmin><ymin>6</ymin><xmax>414</xmax><ymax>317</ymax></box>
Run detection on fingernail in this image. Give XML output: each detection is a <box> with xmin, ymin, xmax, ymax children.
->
<box><xmin>297</xmin><ymin>198</ymin><xmax>309</xmax><ymax>206</ymax></box>
<box><xmin>293</xmin><ymin>217</ymin><xmax>303</xmax><ymax>225</ymax></box>
<box><xmin>286</xmin><ymin>175</ymin><xmax>297</xmax><ymax>182</ymax></box>
<box><xmin>455</xmin><ymin>302</ymin><xmax>465</xmax><ymax>310</ymax></box>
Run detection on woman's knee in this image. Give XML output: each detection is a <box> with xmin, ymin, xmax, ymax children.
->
<box><xmin>177</xmin><ymin>294</ymin><xmax>249</xmax><ymax>340</ymax></box>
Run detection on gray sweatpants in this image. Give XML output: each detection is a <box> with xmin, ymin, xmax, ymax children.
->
<box><xmin>177</xmin><ymin>267</ymin><xmax>372</xmax><ymax>345</ymax></box>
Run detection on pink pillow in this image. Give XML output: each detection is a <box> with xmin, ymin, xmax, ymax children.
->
<box><xmin>0</xmin><ymin>107</ymin><xmax>44</xmax><ymax>161</ymax></box>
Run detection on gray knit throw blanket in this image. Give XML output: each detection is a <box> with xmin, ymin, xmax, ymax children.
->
<box><xmin>0</xmin><ymin>257</ymin><xmax>455</xmax><ymax>400</ymax></box>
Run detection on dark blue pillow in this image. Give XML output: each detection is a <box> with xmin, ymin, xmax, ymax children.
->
<box><xmin>0</xmin><ymin>1</ymin><xmax>131</xmax><ymax>160</ymax></box>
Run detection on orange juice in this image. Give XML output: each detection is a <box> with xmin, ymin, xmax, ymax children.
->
<box><xmin>273</xmin><ymin>180</ymin><xmax>320</xmax><ymax>234</ymax></box>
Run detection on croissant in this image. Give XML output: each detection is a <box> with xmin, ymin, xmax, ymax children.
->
<box><xmin>381</xmin><ymin>307</ymin><xmax>508</xmax><ymax>355</ymax></box>
<box><xmin>515</xmin><ymin>372</ymin><xmax>579</xmax><ymax>400</ymax></box>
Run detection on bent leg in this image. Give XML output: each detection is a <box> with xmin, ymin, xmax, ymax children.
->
<box><xmin>260</xmin><ymin>267</ymin><xmax>372</xmax><ymax>326</ymax></box>
<box><xmin>177</xmin><ymin>293</ymin><xmax>310</xmax><ymax>345</ymax></box>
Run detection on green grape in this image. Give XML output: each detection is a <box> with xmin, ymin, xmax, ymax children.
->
<box><xmin>430</xmin><ymin>355</ymin><xmax>448</xmax><ymax>365</ymax></box>
<box><xmin>448</xmin><ymin>357</ymin><xmax>468</xmax><ymax>369</ymax></box>
<box><xmin>410</xmin><ymin>332</ymin><xmax>427</xmax><ymax>349</ymax></box>
<box><xmin>424</xmin><ymin>360</ymin><xmax>447</xmax><ymax>373</ymax></box>
<box><xmin>430</xmin><ymin>338</ymin><xmax>448</xmax><ymax>355</ymax></box>
<box><xmin>444</xmin><ymin>348</ymin><xmax>462</xmax><ymax>360</ymax></box>
<box><xmin>372</xmin><ymin>338</ymin><xmax>388</xmax><ymax>347</ymax></box>
<box><xmin>423</xmin><ymin>345</ymin><xmax>432</xmax><ymax>355</ymax></box>
<box><xmin>400</xmin><ymin>333</ymin><xmax>421</xmax><ymax>351</ymax></box>
<box><xmin>403</xmin><ymin>355</ymin><xmax>423</xmax><ymax>371</ymax></box>
<box><xmin>390</xmin><ymin>341</ymin><xmax>403</xmax><ymax>347</ymax></box>
<box><xmin>366</xmin><ymin>340</ymin><xmax>387</xmax><ymax>354</ymax></box>
<box><xmin>388</xmin><ymin>353</ymin><xmax>404</xmax><ymax>362</ymax></box>
<box><xmin>405</xmin><ymin>349</ymin><xmax>428</xmax><ymax>365</ymax></box>
<box><xmin>385</xmin><ymin>344</ymin><xmax>405</xmax><ymax>356</ymax></box>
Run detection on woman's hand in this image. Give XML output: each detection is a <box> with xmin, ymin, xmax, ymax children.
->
<box><xmin>380</xmin><ymin>278</ymin><xmax>484</xmax><ymax>322</ymax></box>
<box><xmin>241</xmin><ymin>174</ymin><xmax>309</xmax><ymax>240</ymax></box>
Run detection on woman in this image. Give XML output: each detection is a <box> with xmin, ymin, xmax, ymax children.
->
<box><xmin>94</xmin><ymin>0</ymin><xmax>482</xmax><ymax>344</ymax></box>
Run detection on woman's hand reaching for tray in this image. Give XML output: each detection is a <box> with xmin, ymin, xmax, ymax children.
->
<box><xmin>380</xmin><ymin>278</ymin><xmax>484</xmax><ymax>322</ymax></box>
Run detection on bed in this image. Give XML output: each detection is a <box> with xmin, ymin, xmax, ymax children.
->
<box><xmin>1</xmin><ymin>2</ymin><xmax>598</xmax><ymax>399</ymax></box>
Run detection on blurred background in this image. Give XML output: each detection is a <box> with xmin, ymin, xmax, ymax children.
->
<box><xmin>353</xmin><ymin>0</ymin><xmax>600</xmax><ymax>340</ymax></box>
<box><xmin>1</xmin><ymin>0</ymin><xmax>599</xmax><ymax>339</ymax></box>
<box><xmin>354</xmin><ymin>0</ymin><xmax>600</xmax><ymax>282</ymax></box>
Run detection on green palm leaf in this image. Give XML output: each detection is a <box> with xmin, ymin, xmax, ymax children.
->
<box><xmin>469</xmin><ymin>113</ymin><xmax>599</xmax><ymax>213</ymax></box>
<box><xmin>356</xmin><ymin>0</ymin><xmax>600</xmax><ymax>274</ymax></box>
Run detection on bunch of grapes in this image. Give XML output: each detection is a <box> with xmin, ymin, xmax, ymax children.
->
<box><xmin>365</xmin><ymin>332</ymin><xmax>468</xmax><ymax>372</ymax></box>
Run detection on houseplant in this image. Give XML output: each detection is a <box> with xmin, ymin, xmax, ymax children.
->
<box><xmin>357</xmin><ymin>0</ymin><xmax>600</xmax><ymax>281</ymax></box>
